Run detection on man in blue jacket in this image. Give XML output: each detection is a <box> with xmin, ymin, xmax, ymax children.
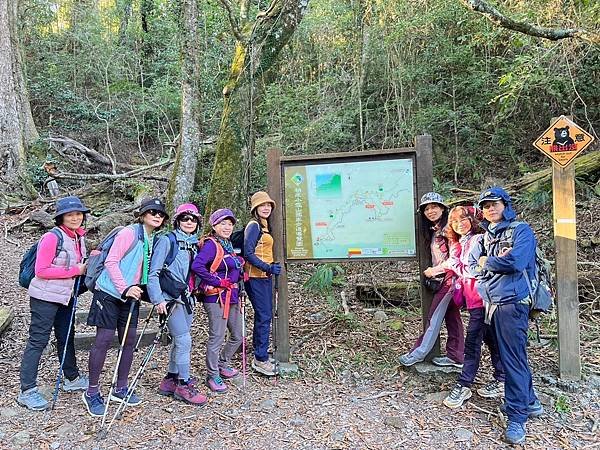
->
<box><xmin>469</xmin><ymin>187</ymin><xmax>543</xmax><ymax>445</ymax></box>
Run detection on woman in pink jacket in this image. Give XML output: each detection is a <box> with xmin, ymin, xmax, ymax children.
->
<box><xmin>18</xmin><ymin>196</ymin><xmax>89</xmax><ymax>411</ymax></box>
<box><xmin>442</xmin><ymin>206</ymin><xmax>505</xmax><ymax>409</ymax></box>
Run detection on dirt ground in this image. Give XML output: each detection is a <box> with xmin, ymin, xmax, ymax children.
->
<box><xmin>1</xmin><ymin>221</ymin><xmax>599</xmax><ymax>449</ymax></box>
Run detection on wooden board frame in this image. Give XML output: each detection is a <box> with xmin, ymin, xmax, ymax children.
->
<box><xmin>266</xmin><ymin>135</ymin><xmax>434</xmax><ymax>363</ymax></box>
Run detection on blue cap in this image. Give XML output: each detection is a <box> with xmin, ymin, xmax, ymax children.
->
<box><xmin>478</xmin><ymin>187</ymin><xmax>510</xmax><ymax>208</ymax></box>
<box><xmin>53</xmin><ymin>196</ymin><xmax>90</xmax><ymax>218</ymax></box>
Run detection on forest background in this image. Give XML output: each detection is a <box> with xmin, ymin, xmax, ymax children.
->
<box><xmin>2</xmin><ymin>0</ymin><xmax>599</xmax><ymax>213</ymax></box>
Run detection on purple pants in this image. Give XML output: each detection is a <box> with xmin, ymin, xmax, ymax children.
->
<box><xmin>411</xmin><ymin>279</ymin><xmax>464</xmax><ymax>362</ymax></box>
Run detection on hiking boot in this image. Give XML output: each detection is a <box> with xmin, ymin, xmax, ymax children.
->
<box><xmin>252</xmin><ymin>358</ymin><xmax>277</xmax><ymax>376</ymax></box>
<box><xmin>17</xmin><ymin>387</ymin><xmax>49</xmax><ymax>411</ymax></box>
<box><xmin>399</xmin><ymin>353</ymin><xmax>423</xmax><ymax>367</ymax></box>
<box><xmin>500</xmin><ymin>399</ymin><xmax>544</xmax><ymax>418</ymax></box>
<box><xmin>476</xmin><ymin>380</ymin><xmax>504</xmax><ymax>398</ymax></box>
<box><xmin>63</xmin><ymin>374</ymin><xmax>89</xmax><ymax>392</ymax></box>
<box><xmin>443</xmin><ymin>383</ymin><xmax>472</xmax><ymax>409</ymax></box>
<box><xmin>158</xmin><ymin>377</ymin><xmax>178</xmax><ymax>396</ymax></box>
<box><xmin>174</xmin><ymin>384</ymin><xmax>208</xmax><ymax>406</ymax></box>
<box><xmin>82</xmin><ymin>391</ymin><xmax>106</xmax><ymax>417</ymax></box>
<box><xmin>504</xmin><ymin>421</ymin><xmax>526</xmax><ymax>445</ymax></box>
<box><xmin>432</xmin><ymin>356</ymin><xmax>463</xmax><ymax>368</ymax></box>
<box><xmin>206</xmin><ymin>376</ymin><xmax>228</xmax><ymax>393</ymax></box>
<box><xmin>219</xmin><ymin>366</ymin><xmax>239</xmax><ymax>379</ymax></box>
<box><xmin>110</xmin><ymin>387</ymin><xmax>142</xmax><ymax>406</ymax></box>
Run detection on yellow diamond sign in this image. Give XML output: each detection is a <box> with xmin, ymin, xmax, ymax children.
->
<box><xmin>533</xmin><ymin>115</ymin><xmax>595</xmax><ymax>167</ymax></box>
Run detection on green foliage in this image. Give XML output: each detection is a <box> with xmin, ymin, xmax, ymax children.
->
<box><xmin>554</xmin><ymin>394</ymin><xmax>571</xmax><ymax>414</ymax></box>
<box><xmin>304</xmin><ymin>264</ymin><xmax>345</xmax><ymax>294</ymax></box>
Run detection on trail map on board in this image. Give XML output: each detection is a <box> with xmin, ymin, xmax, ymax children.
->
<box><xmin>284</xmin><ymin>158</ymin><xmax>416</xmax><ymax>260</ymax></box>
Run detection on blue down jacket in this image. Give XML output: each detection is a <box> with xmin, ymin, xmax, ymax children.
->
<box><xmin>468</xmin><ymin>187</ymin><xmax>537</xmax><ymax>305</ymax></box>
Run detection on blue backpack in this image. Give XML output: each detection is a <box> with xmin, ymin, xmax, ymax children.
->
<box><xmin>19</xmin><ymin>228</ymin><xmax>64</xmax><ymax>288</ymax></box>
<box><xmin>84</xmin><ymin>224</ymin><xmax>143</xmax><ymax>292</ymax></box>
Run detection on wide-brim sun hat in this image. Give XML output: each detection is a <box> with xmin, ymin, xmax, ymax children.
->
<box><xmin>53</xmin><ymin>196</ymin><xmax>90</xmax><ymax>219</ymax></box>
<box><xmin>418</xmin><ymin>192</ymin><xmax>447</xmax><ymax>212</ymax></box>
<box><xmin>136</xmin><ymin>197</ymin><xmax>169</xmax><ymax>219</ymax></box>
<box><xmin>250</xmin><ymin>191</ymin><xmax>276</xmax><ymax>213</ymax></box>
<box><xmin>209</xmin><ymin>208</ymin><xmax>237</xmax><ymax>226</ymax></box>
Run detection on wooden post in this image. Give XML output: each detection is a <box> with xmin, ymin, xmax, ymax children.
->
<box><xmin>266</xmin><ymin>148</ymin><xmax>291</xmax><ymax>362</ymax></box>
<box><xmin>414</xmin><ymin>135</ymin><xmax>435</xmax><ymax>357</ymax></box>
<box><xmin>553</xmin><ymin>162</ymin><xmax>581</xmax><ymax>380</ymax></box>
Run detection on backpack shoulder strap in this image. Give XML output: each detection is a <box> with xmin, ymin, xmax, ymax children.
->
<box><xmin>163</xmin><ymin>232</ymin><xmax>179</xmax><ymax>267</ymax></box>
<box><xmin>49</xmin><ymin>227</ymin><xmax>64</xmax><ymax>257</ymax></box>
<box><xmin>207</xmin><ymin>237</ymin><xmax>224</xmax><ymax>274</ymax></box>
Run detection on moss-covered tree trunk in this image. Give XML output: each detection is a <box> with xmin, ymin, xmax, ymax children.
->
<box><xmin>203</xmin><ymin>0</ymin><xmax>310</xmax><ymax>220</ymax></box>
<box><xmin>167</xmin><ymin>0</ymin><xmax>202</xmax><ymax>210</ymax></box>
<box><xmin>0</xmin><ymin>0</ymin><xmax>38</xmax><ymax>194</ymax></box>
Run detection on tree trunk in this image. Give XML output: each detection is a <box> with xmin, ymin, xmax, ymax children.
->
<box><xmin>509</xmin><ymin>151</ymin><xmax>600</xmax><ymax>193</ymax></box>
<box><xmin>167</xmin><ymin>0</ymin><xmax>202</xmax><ymax>210</ymax></box>
<box><xmin>203</xmin><ymin>0</ymin><xmax>310</xmax><ymax>220</ymax></box>
<box><xmin>0</xmin><ymin>0</ymin><xmax>38</xmax><ymax>191</ymax></box>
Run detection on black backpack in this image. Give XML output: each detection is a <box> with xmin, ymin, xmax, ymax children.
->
<box><xmin>230</xmin><ymin>220</ymin><xmax>261</xmax><ymax>256</ymax></box>
<box><xmin>19</xmin><ymin>228</ymin><xmax>64</xmax><ymax>288</ymax></box>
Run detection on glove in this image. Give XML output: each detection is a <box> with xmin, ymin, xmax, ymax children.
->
<box><xmin>243</xmin><ymin>272</ymin><xmax>250</xmax><ymax>283</ymax></box>
<box><xmin>269</xmin><ymin>262</ymin><xmax>282</xmax><ymax>275</ymax></box>
<box><xmin>219</xmin><ymin>278</ymin><xmax>233</xmax><ymax>289</ymax></box>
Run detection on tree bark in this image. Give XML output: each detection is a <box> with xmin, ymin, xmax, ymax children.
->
<box><xmin>204</xmin><ymin>0</ymin><xmax>310</xmax><ymax>220</ymax></box>
<box><xmin>0</xmin><ymin>0</ymin><xmax>38</xmax><ymax>191</ymax></box>
<box><xmin>167</xmin><ymin>0</ymin><xmax>203</xmax><ymax>210</ymax></box>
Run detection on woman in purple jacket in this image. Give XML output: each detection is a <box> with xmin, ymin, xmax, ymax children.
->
<box><xmin>192</xmin><ymin>208</ymin><xmax>244</xmax><ymax>393</ymax></box>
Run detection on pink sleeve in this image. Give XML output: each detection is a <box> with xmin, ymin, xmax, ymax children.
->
<box><xmin>35</xmin><ymin>233</ymin><xmax>80</xmax><ymax>279</ymax></box>
<box><xmin>104</xmin><ymin>227</ymin><xmax>137</xmax><ymax>295</ymax></box>
<box><xmin>431</xmin><ymin>242</ymin><xmax>461</xmax><ymax>276</ymax></box>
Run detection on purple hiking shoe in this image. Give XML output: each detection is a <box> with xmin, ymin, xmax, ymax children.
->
<box><xmin>206</xmin><ymin>376</ymin><xmax>228</xmax><ymax>394</ymax></box>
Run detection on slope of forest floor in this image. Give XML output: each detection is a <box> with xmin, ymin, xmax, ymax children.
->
<box><xmin>0</xmin><ymin>198</ymin><xmax>599</xmax><ymax>450</ymax></box>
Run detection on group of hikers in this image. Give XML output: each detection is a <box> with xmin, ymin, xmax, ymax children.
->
<box><xmin>400</xmin><ymin>187</ymin><xmax>543</xmax><ymax>445</ymax></box>
<box><xmin>16</xmin><ymin>184</ymin><xmax>542</xmax><ymax>445</ymax></box>
<box><xmin>17</xmin><ymin>191</ymin><xmax>281</xmax><ymax>419</ymax></box>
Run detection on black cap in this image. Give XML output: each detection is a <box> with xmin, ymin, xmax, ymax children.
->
<box><xmin>136</xmin><ymin>198</ymin><xmax>169</xmax><ymax>219</ymax></box>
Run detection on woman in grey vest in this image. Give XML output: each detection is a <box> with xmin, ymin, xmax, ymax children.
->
<box><xmin>18</xmin><ymin>196</ymin><xmax>89</xmax><ymax>411</ymax></box>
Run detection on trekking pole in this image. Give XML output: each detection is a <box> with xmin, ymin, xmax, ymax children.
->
<box><xmin>134</xmin><ymin>304</ymin><xmax>155</xmax><ymax>352</ymax></box>
<box><xmin>240</xmin><ymin>288</ymin><xmax>247</xmax><ymax>390</ymax></box>
<box><xmin>98</xmin><ymin>299</ymin><xmax>137</xmax><ymax>438</ymax></box>
<box><xmin>104</xmin><ymin>304</ymin><xmax>175</xmax><ymax>435</ymax></box>
<box><xmin>50</xmin><ymin>275</ymin><xmax>82</xmax><ymax>410</ymax></box>
<box><xmin>273</xmin><ymin>272</ymin><xmax>280</xmax><ymax>376</ymax></box>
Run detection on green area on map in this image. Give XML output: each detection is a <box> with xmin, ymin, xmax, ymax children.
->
<box><xmin>284</xmin><ymin>158</ymin><xmax>416</xmax><ymax>260</ymax></box>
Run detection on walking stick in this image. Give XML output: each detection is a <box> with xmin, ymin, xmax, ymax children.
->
<box><xmin>134</xmin><ymin>304</ymin><xmax>155</xmax><ymax>352</ymax></box>
<box><xmin>50</xmin><ymin>275</ymin><xmax>82</xmax><ymax>410</ymax></box>
<box><xmin>104</xmin><ymin>304</ymin><xmax>175</xmax><ymax>434</ymax></box>
<box><xmin>98</xmin><ymin>299</ymin><xmax>137</xmax><ymax>438</ymax></box>
<box><xmin>273</xmin><ymin>272</ymin><xmax>280</xmax><ymax>376</ymax></box>
<box><xmin>240</xmin><ymin>288</ymin><xmax>247</xmax><ymax>390</ymax></box>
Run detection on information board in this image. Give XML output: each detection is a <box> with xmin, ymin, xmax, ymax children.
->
<box><xmin>283</xmin><ymin>155</ymin><xmax>416</xmax><ymax>260</ymax></box>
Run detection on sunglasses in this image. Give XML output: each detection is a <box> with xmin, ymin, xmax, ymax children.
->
<box><xmin>179</xmin><ymin>215</ymin><xmax>198</xmax><ymax>223</ymax></box>
<box><xmin>147</xmin><ymin>209</ymin><xmax>166</xmax><ymax>218</ymax></box>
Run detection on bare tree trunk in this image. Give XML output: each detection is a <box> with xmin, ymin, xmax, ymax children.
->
<box><xmin>204</xmin><ymin>0</ymin><xmax>310</xmax><ymax>220</ymax></box>
<box><xmin>167</xmin><ymin>0</ymin><xmax>202</xmax><ymax>210</ymax></box>
<box><xmin>0</xmin><ymin>0</ymin><xmax>38</xmax><ymax>192</ymax></box>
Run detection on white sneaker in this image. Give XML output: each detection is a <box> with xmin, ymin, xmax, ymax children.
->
<box><xmin>477</xmin><ymin>380</ymin><xmax>504</xmax><ymax>398</ymax></box>
<box><xmin>443</xmin><ymin>383</ymin><xmax>472</xmax><ymax>409</ymax></box>
<box><xmin>252</xmin><ymin>358</ymin><xmax>277</xmax><ymax>376</ymax></box>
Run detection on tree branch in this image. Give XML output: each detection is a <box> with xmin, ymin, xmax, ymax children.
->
<box><xmin>45</xmin><ymin>158</ymin><xmax>174</xmax><ymax>182</ymax></box>
<box><xmin>217</xmin><ymin>0</ymin><xmax>246</xmax><ymax>43</ymax></box>
<box><xmin>462</xmin><ymin>0</ymin><xmax>595</xmax><ymax>42</ymax></box>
